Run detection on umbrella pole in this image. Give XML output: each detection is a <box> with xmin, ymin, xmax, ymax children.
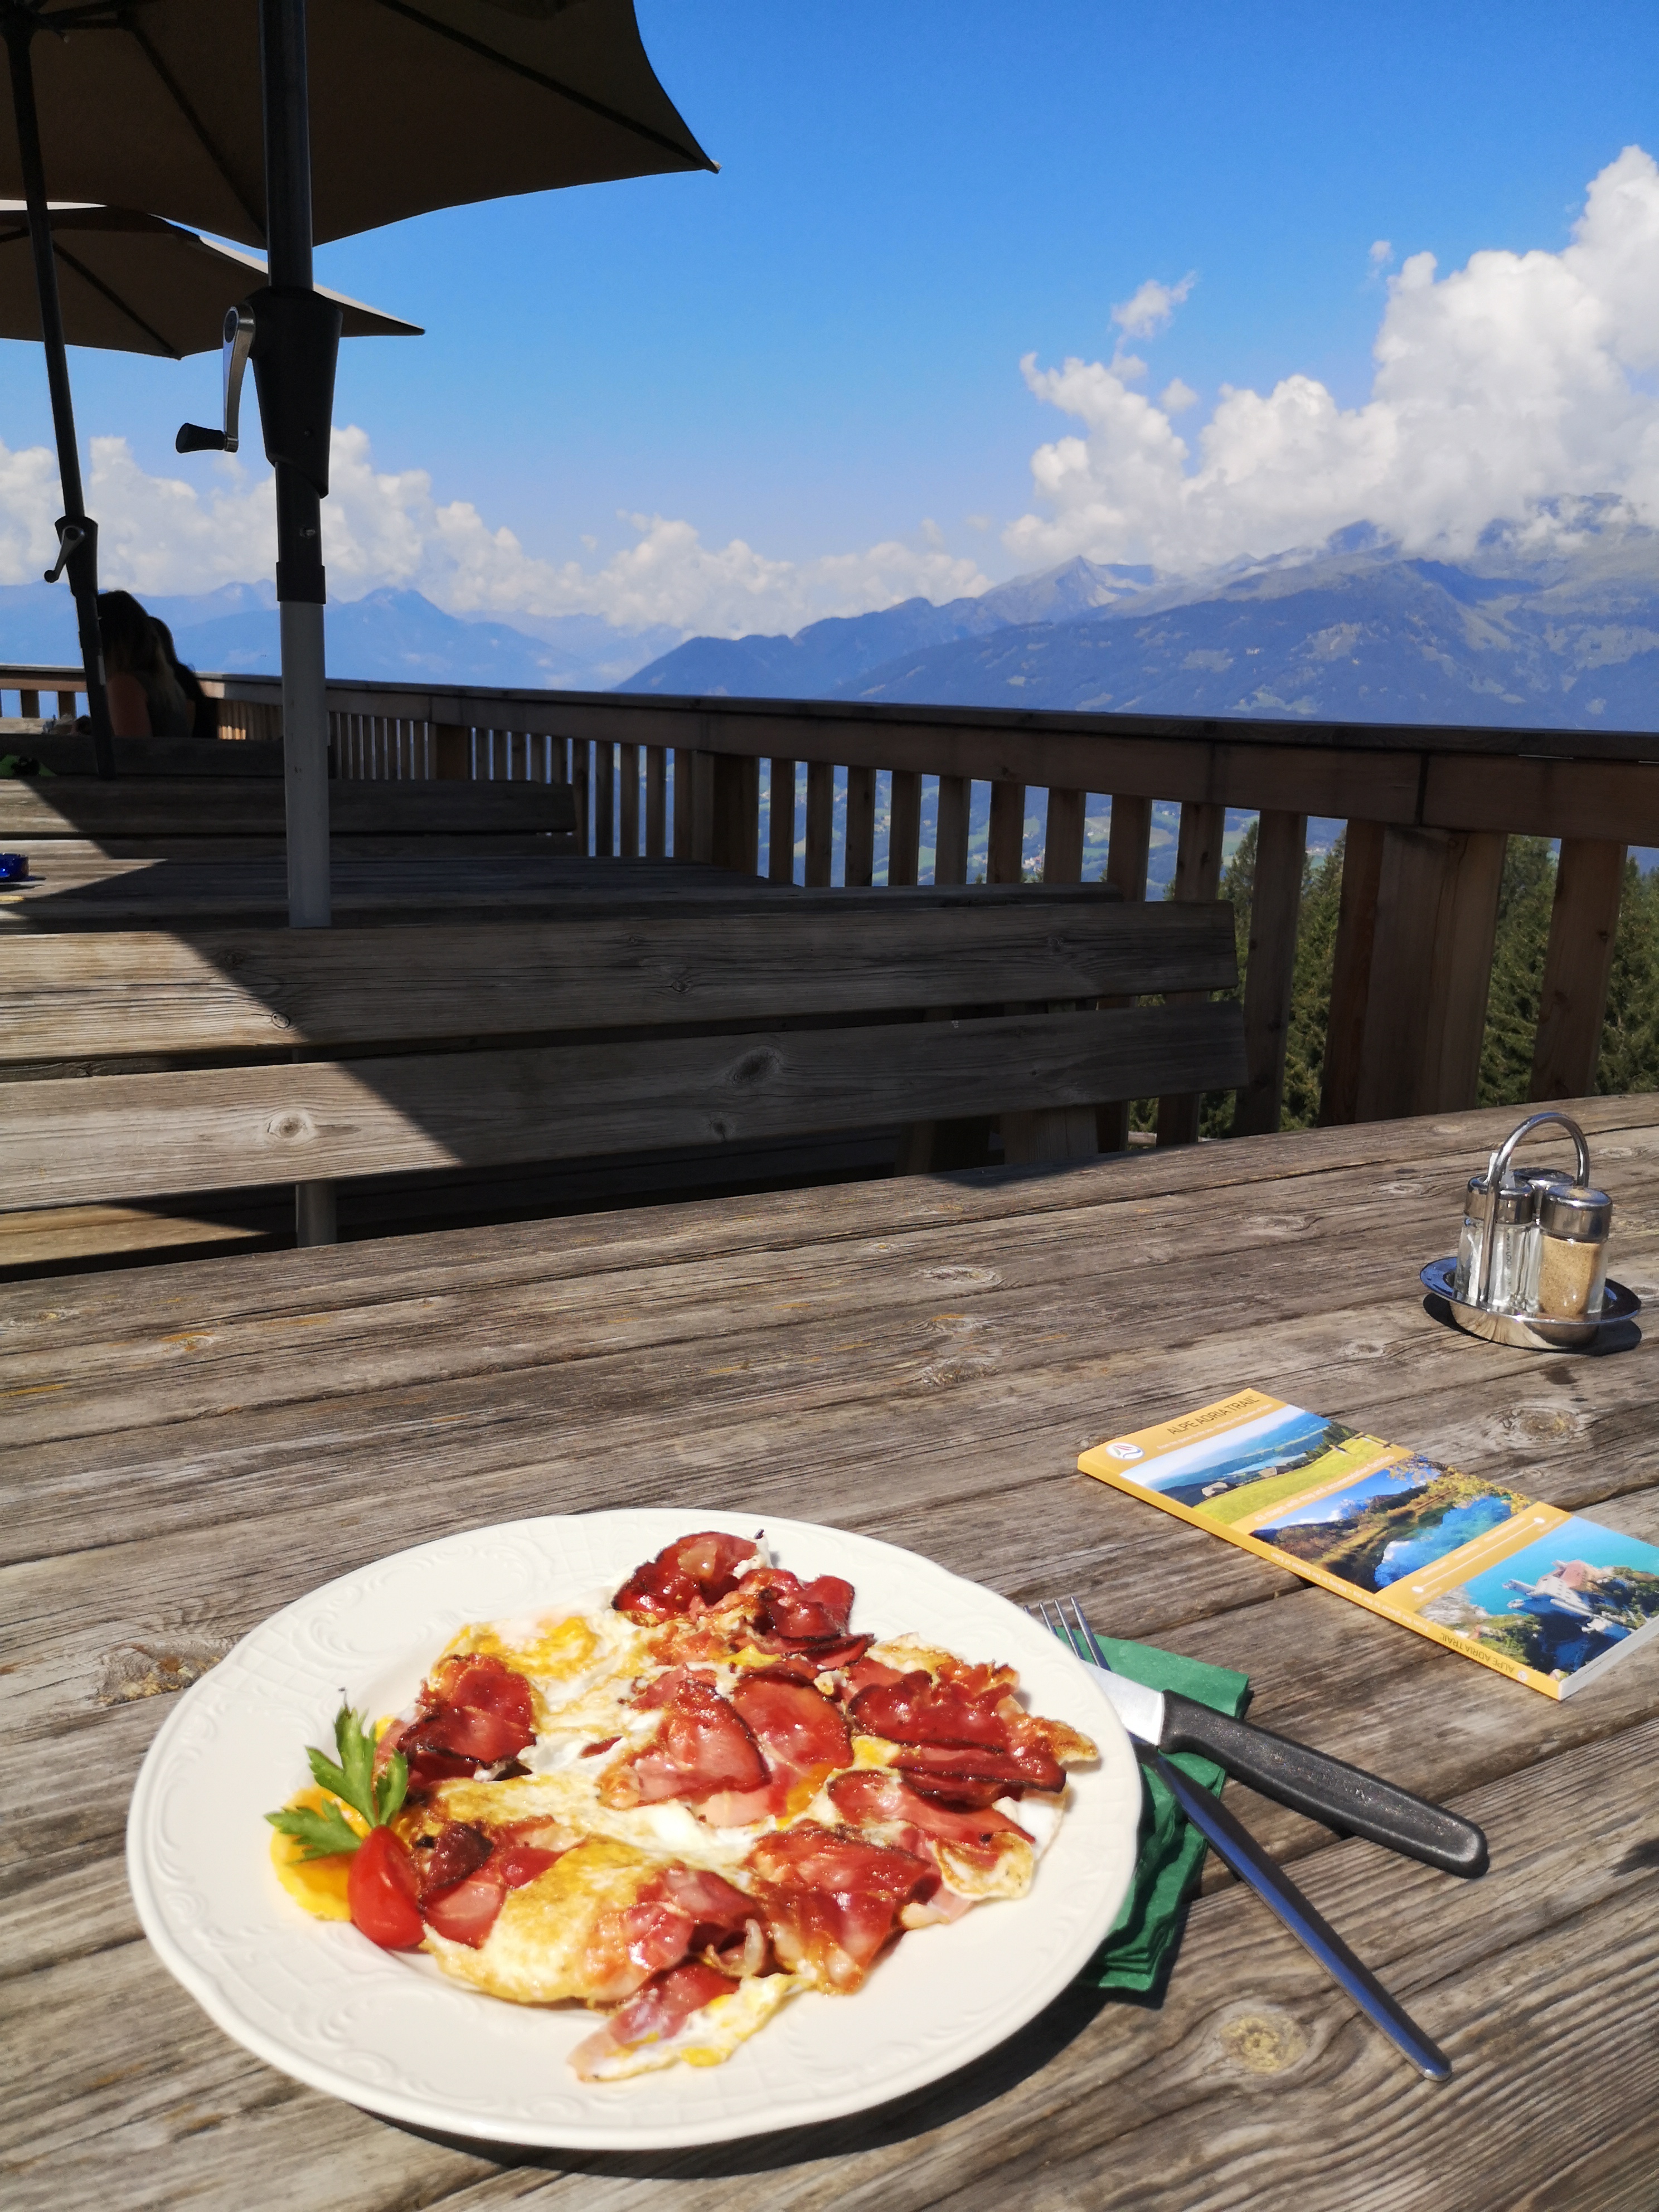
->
<box><xmin>260</xmin><ymin>0</ymin><xmax>331</xmax><ymax>936</ymax></box>
<box><xmin>2</xmin><ymin>18</ymin><xmax>115</xmax><ymax>779</ymax></box>
<box><xmin>260</xmin><ymin>0</ymin><xmax>337</xmax><ymax>1248</ymax></box>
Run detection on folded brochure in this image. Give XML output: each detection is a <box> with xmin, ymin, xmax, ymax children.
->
<box><xmin>1079</xmin><ymin>1389</ymin><xmax>1659</xmax><ymax>1699</ymax></box>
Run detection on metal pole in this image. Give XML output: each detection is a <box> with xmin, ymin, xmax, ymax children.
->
<box><xmin>3</xmin><ymin>16</ymin><xmax>115</xmax><ymax>778</ymax></box>
<box><xmin>259</xmin><ymin>0</ymin><xmax>336</xmax><ymax>1244</ymax></box>
<box><xmin>259</xmin><ymin>0</ymin><xmax>331</xmax><ymax>932</ymax></box>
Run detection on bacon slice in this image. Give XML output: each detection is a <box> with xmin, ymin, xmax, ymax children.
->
<box><xmin>604</xmin><ymin>1675</ymin><xmax>768</xmax><ymax>1807</ymax></box>
<box><xmin>890</xmin><ymin>1740</ymin><xmax>1065</xmax><ymax>1793</ymax></box>
<box><xmin>731</xmin><ymin>1675</ymin><xmax>851</xmax><ymax>1787</ymax></box>
<box><xmin>851</xmin><ymin>1670</ymin><xmax>1010</xmax><ymax>1748</ymax></box>
<box><xmin>384</xmin><ymin>1655</ymin><xmax>539</xmax><ymax>1794</ymax></box>
<box><xmin>415</xmin><ymin>1820</ymin><xmax>493</xmax><ymax>1902</ymax></box>
<box><xmin>420</xmin><ymin>1838</ymin><xmax>562</xmax><ymax>1947</ymax></box>
<box><xmin>751</xmin><ymin>1570</ymin><xmax>855</xmax><ymax>1642</ymax></box>
<box><xmin>746</xmin><ymin>1822</ymin><xmax>935</xmax><ymax>1992</ymax></box>
<box><xmin>613</xmin><ymin>1531</ymin><xmax>759</xmax><ymax>1623</ymax></box>
<box><xmin>828</xmin><ymin>1768</ymin><xmax>1032</xmax><ymax>1850</ymax></box>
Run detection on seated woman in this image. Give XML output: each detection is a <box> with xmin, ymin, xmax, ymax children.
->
<box><xmin>97</xmin><ymin>590</ymin><xmax>198</xmax><ymax>739</ymax></box>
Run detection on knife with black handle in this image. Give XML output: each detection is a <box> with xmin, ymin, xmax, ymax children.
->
<box><xmin>1081</xmin><ymin>1660</ymin><xmax>1488</xmax><ymax>1878</ymax></box>
<box><xmin>1029</xmin><ymin>1598</ymin><xmax>1490</xmax><ymax>1877</ymax></box>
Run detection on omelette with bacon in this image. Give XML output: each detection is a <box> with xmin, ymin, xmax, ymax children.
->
<box><xmin>267</xmin><ymin>1532</ymin><xmax>1097</xmax><ymax>2080</ymax></box>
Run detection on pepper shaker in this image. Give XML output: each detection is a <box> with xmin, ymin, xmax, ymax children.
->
<box><xmin>1531</xmin><ymin>1182</ymin><xmax>1613</xmax><ymax>1320</ymax></box>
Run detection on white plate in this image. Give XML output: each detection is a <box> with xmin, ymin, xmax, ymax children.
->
<box><xmin>127</xmin><ymin>1509</ymin><xmax>1141</xmax><ymax>2151</ymax></box>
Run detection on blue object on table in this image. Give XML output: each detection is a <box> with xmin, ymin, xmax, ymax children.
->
<box><xmin>0</xmin><ymin>852</ymin><xmax>28</xmax><ymax>880</ymax></box>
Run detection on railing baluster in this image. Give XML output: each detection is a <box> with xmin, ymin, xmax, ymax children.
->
<box><xmin>1096</xmin><ymin>793</ymin><xmax>1154</xmax><ymax>1153</ymax></box>
<box><xmin>646</xmin><ymin>745</ymin><xmax>667</xmax><ymax>855</ymax></box>
<box><xmin>711</xmin><ymin>755</ymin><xmax>759</xmax><ymax>874</ymax></box>
<box><xmin>1042</xmin><ymin>787</ymin><xmax>1085</xmax><ymax>884</ymax></box>
<box><xmin>988</xmin><ymin>779</ymin><xmax>1025</xmax><ymax>884</ymax></box>
<box><xmin>1156</xmin><ymin>800</ymin><xmax>1226</xmax><ymax>1147</ymax></box>
<box><xmin>804</xmin><ymin>760</ymin><xmax>835</xmax><ymax>886</ymax></box>
<box><xmin>574</xmin><ymin>740</ymin><xmax>591</xmax><ymax>852</ymax></box>
<box><xmin>934</xmin><ymin>774</ymin><xmax>970</xmax><ymax>885</ymax></box>
<box><xmin>845</xmin><ymin>765</ymin><xmax>876</xmax><ymax>886</ymax></box>
<box><xmin>769</xmin><ymin>758</ymin><xmax>797</xmax><ymax>884</ymax></box>
<box><xmin>1350</xmin><ymin>827</ymin><xmax>1505</xmax><ymax>1120</ymax></box>
<box><xmin>888</xmin><ymin>769</ymin><xmax>921</xmax><ymax>886</ymax></box>
<box><xmin>1529</xmin><ymin>838</ymin><xmax>1627</xmax><ymax>1103</ymax></box>
<box><xmin>673</xmin><ymin>745</ymin><xmax>697</xmax><ymax>860</ymax></box>
<box><xmin>1234</xmin><ymin>809</ymin><xmax>1308</xmax><ymax>1137</ymax></box>
<box><xmin>594</xmin><ymin>740</ymin><xmax>615</xmax><ymax>856</ymax></box>
<box><xmin>1321</xmin><ymin>819</ymin><xmax>1386</xmax><ymax>1125</ymax></box>
<box><xmin>619</xmin><ymin>742</ymin><xmax>641</xmax><ymax>855</ymax></box>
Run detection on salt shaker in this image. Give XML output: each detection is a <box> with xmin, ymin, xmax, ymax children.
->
<box><xmin>1456</xmin><ymin>1172</ymin><xmax>1535</xmax><ymax>1311</ymax></box>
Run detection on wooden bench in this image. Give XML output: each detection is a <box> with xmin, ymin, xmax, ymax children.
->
<box><xmin>0</xmin><ymin>769</ymin><xmax>577</xmax><ymax>855</ymax></box>
<box><xmin>1</xmin><ymin>889</ymin><xmax>1245</xmax><ymax>1261</ymax></box>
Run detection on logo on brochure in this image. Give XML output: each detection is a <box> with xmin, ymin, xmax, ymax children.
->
<box><xmin>1105</xmin><ymin>1440</ymin><xmax>1144</xmax><ymax>1462</ymax></box>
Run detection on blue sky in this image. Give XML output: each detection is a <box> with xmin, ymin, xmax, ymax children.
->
<box><xmin>4</xmin><ymin>1</ymin><xmax>1659</xmax><ymax>630</ymax></box>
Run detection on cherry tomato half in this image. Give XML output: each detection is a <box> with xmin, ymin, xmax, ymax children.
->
<box><xmin>347</xmin><ymin>1826</ymin><xmax>424</xmax><ymax>1950</ymax></box>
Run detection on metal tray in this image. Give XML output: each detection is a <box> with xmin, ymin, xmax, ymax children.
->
<box><xmin>1420</xmin><ymin>1258</ymin><xmax>1642</xmax><ymax>1350</ymax></box>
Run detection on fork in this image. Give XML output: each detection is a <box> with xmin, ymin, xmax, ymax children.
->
<box><xmin>1030</xmin><ymin>1596</ymin><xmax>1451</xmax><ymax>2081</ymax></box>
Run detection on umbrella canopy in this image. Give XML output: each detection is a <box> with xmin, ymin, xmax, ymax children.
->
<box><xmin>0</xmin><ymin>201</ymin><xmax>420</xmax><ymax>353</ymax></box>
<box><xmin>0</xmin><ymin>1</ymin><xmax>713</xmax><ymax>245</ymax></box>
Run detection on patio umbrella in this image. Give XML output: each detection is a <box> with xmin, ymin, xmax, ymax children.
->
<box><xmin>0</xmin><ymin>201</ymin><xmax>421</xmax><ymax>353</ymax></box>
<box><xmin>0</xmin><ymin>0</ymin><xmax>711</xmax><ymax>903</ymax></box>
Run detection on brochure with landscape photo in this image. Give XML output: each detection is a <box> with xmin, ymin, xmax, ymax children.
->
<box><xmin>1078</xmin><ymin>1389</ymin><xmax>1659</xmax><ymax>1698</ymax></box>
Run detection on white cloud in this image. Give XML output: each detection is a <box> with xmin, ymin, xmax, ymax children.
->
<box><xmin>1112</xmin><ymin>272</ymin><xmax>1196</xmax><ymax>338</ymax></box>
<box><xmin>1159</xmin><ymin>378</ymin><xmax>1199</xmax><ymax>414</ymax></box>
<box><xmin>0</xmin><ymin>424</ymin><xmax>991</xmax><ymax>636</ymax></box>
<box><xmin>1008</xmin><ymin>145</ymin><xmax>1659</xmax><ymax>573</ymax></box>
<box><xmin>1369</xmin><ymin>238</ymin><xmax>1394</xmax><ymax>267</ymax></box>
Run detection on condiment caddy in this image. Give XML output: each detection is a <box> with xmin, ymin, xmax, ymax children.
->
<box><xmin>1420</xmin><ymin>1110</ymin><xmax>1641</xmax><ymax>1350</ymax></box>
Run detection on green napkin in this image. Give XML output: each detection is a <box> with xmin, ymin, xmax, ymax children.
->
<box><xmin>1078</xmin><ymin>1632</ymin><xmax>1250</xmax><ymax>1998</ymax></box>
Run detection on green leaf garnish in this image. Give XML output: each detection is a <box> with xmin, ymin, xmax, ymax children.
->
<box><xmin>265</xmin><ymin>1799</ymin><xmax>363</xmax><ymax>1861</ymax></box>
<box><xmin>267</xmin><ymin>1702</ymin><xmax>409</xmax><ymax>1854</ymax></box>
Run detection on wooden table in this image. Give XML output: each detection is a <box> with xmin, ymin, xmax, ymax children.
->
<box><xmin>6</xmin><ymin>1095</ymin><xmax>1658</xmax><ymax>2210</ymax></box>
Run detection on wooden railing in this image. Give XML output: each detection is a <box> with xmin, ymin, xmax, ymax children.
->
<box><xmin>10</xmin><ymin>664</ymin><xmax>1653</xmax><ymax>1141</ymax></box>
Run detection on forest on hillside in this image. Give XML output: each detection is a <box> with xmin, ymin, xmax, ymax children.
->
<box><xmin>1148</xmin><ymin>827</ymin><xmax>1659</xmax><ymax>1137</ymax></box>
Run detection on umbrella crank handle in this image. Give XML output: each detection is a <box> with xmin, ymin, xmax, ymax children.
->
<box><xmin>42</xmin><ymin>519</ymin><xmax>83</xmax><ymax>585</ymax></box>
<box><xmin>177</xmin><ymin>300</ymin><xmax>256</xmax><ymax>458</ymax></box>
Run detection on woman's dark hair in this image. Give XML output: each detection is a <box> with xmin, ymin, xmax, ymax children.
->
<box><xmin>97</xmin><ymin>590</ymin><xmax>216</xmax><ymax>739</ymax></box>
<box><xmin>151</xmin><ymin>617</ymin><xmax>216</xmax><ymax>738</ymax></box>
<box><xmin>96</xmin><ymin>589</ymin><xmax>163</xmax><ymax>676</ymax></box>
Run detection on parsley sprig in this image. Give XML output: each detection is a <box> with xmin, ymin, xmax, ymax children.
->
<box><xmin>266</xmin><ymin>1704</ymin><xmax>409</xmax><ymax>1861</ymax></box>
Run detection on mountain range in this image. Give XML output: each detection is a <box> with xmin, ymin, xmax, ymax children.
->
<box><xmin>622</xmin><ymin>518</ymin><xmax>1659</xmax><ymax>731</ymax></box>
<box><xmin>2</xmin><ymin>514</ymin><xmax>1654</xmax><ymax>736</ymax></box>
<box><xmin>0</xmin><ymin>581</ymin><xmax>677</xmax><ymax>691</ymax></box>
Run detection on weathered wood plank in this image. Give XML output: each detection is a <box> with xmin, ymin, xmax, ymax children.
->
<box><xmin>0</xmin><ymin>778</ymin><xmax>575</xmax><ymax>840</ymax></box>
<box><xmin>1157</xmin><ymin>799</ymin><xmax>1228</xmax><ymax>1148</ymax></box>
<box><xmin>1426</xmin><ymin>752</ymin><xmax>1659</xmax><ymax>843</ymax></box>
<box><xmin>804</xmin><ymin>760</ymin><xmax>835</xmax><ymax>887</ymax></box>
<box><xmin>1042</xmin><ymin>787</ymin><xmax>1085</xmax><ymax>885</ymax></box>
<box><xmin>1235</xmin><ymin>809</ymin><xmax>1307</xmax><ymax>1138</ymax></box>
<box><xmin>1</xmin><ymin>1004</ymin><xmax>1248</xmax><ymax>1210</ymax></box>
<box><xmin>887</xmin><ymin>768</ymin><xmax>922</xmax><ymax>887</ymax></box>
<box><xmin>1097</xmin><ymin>792</ymin><xmax>1154</xmax><ymax>1154</ymax></box>
<box><xmin>988</xmin><ymin>779</ymin><xmax>1025</xmax><ymax>885</ymax></box>
<box><xmin>845</xmin><ymin>765</ymin><xmax>876</xmax><ymax>887</ymax></box>
<box><xmin>935</xmin><ymin>774</ymin><xmax>971</xmax><ymax>885</ymax></box>
<box><xmin>768</xmin><ymin>758</ymin><xmax>797</xmax><ymax>884</ymax></box>
<box><xmin>1</xmin><ymin>899</ymin><xmax>1239</xmax><ymax>1060</ymax></box>
<box><xmin>1530</xmin><ymin>836</ymin><xmax>1627</xmax><ymax>1102</ymax></box>
<box><xmin>618</xmin><ymin>741</ymin><xmax>640</xmax><ymax>859</ymax></box>
<box><xmin>1355</xmin><ymin>828</ymin><xmax>1506</xmax><ymax>1121</ymax></box>
<box><xmin>644</xmin><ymin>744</ymin><xmax>667</xmax><ymax>857</ymax></box>
<box><xmin>711</xmin><ymin>753</ymin><xmax>760</xmax><ymax>877</ymax></box>
<box><xmin>1320</xmin><ymin>817</ymin><xmax>1385</xmax><ymax>1127</ymax></box>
